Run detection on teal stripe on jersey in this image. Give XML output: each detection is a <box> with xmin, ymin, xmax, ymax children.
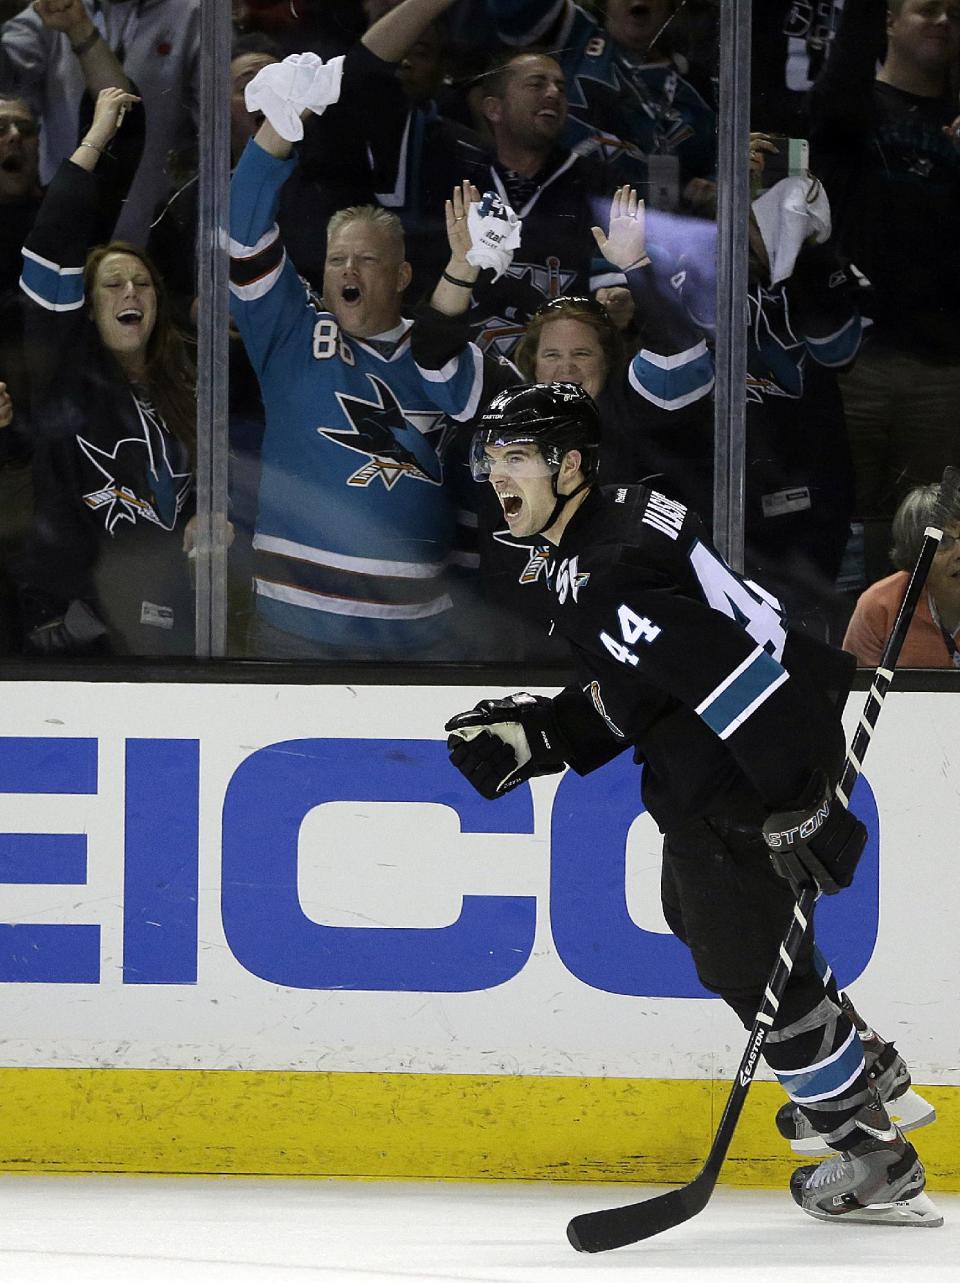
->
<box><xmin>20</xmin><ymin>248</ymin><xmax>84</xmax><ymax>312</ymax></box>
<box><xmin>628</xmin><ymin>342</ymin><xmax>715</xmax><ymax>410</ymax></box>
<box><xmin>696</xmin><ymin>646</ymin><xmax>788</xmax><ymax>740</ymax></box>
<box><xmin>806</xmin><ymin>314</ymin><xmax>862</xmax><ymax>368</ymax></box>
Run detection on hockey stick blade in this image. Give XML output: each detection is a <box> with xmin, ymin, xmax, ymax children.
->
<box><xmin>567</xmin><ymin>1176</ymin><xmax>711</xmax><ymax>1253</ymax></box>
<box><xmin>567</xmin><ymin>882</ymin><xmax>817</xmax><ymax>1253</ymax></box>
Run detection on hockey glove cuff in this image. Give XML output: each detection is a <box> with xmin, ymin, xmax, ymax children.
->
<box><xmin>465</xmin><ymin>192</ymin><xmax>522</xmax><ymax>282</ymax></box>
<box><xmin>762</xmin><ymin>769</ymin><xmax>867</xmax><ymax>895</ymax></box>
<box><xmin>444</xmin><ymin>693</ymin><xmax>568</xmax><ymax>799</ymax></box>
<box><xmin>245</xmin><ymin>52</ymin><xmax>345</xmax><ymax>141</ymax></box>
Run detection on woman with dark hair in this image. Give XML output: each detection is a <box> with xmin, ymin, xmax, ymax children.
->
<box><xmin>17</xmin><ymin>87</ymin><xmax>197</xmax><ymax>656</ymax></box>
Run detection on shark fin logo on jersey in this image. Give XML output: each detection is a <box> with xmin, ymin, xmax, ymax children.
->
<box><xmin>587</xmin><ymin>680</ymin><xmax>625</xmax><ymax>738</ymax></box>
<box><xmin>322</xmin><ymin>374</ymin><xmax>451</xmax><ymax>489</ymax></box>
<box><xmin>556</xmin><ymin>555</ymin><xmax>590</xmax><ymax>605</ymax></box>
<box><xmin>567</xmin><ymin>61</ymin><xmax>693</xmax><ymax>159</ymax></box>
<box><xmin>78</xmin><ymin>396</ymin><xmax>192</xmax><ymax>535</ymax></box>
<box><xmin>473</xmin><ymin>258</ymin><xmax>578</xmax><ymax>357</ymax></box>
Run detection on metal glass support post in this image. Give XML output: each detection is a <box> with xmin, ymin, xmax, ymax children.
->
<box><xmin>194</xmin><ymin>0</ymin><xmax>233</xmax><ymax>657</ymax></box>
<box><xmin>713</xmin><ymin>0</ymin><xmax>752</xmax><ymax>572</ymax></box>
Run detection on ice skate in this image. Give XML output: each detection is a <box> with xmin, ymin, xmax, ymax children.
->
<box><xmin>776</xmin><ymin>998</ymin><xmax>936</xmax><ymax>1155</ymax></box>
<box><xmin>790</xmin><ymin>1095</ymin><xmax>943</xmax><ymax>1227</ymax></box>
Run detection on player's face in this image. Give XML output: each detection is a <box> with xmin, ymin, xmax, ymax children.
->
<box><xmin>534</xmin><ymin>317</ymin><xmax>609</xmax><ymax>399</ymax></box>
<box><xmin>90</xmin><ymin>251</ymin><xmax>157</xmax><ymax>363</ymax></box>
<box><xmin>604</xmin><ymin>0</ymin><xmax>676</xmax><ymax>55</ymax></box>
<box><xmin>323</xmin><ymin>220</ymin><xmax>411</xmax><ymax>338</ymax></box>
<box><xmin>887</xmin><ymin>0</ymin><xmax>960</xmax><ymax>70</ymax></box>
<box><xmin>486</xmin><ymin>56</ymin><xmax>567</xmax><ymax>150</ymax></box>
<box><xmin>0</xmin><ymin>99</ymin><xmax>40</xmax><ymax>202</ymax></box>
<box><xmin>485</xmin><ymin>440</ymin><xmax>560</xmax><ymax>537</ymax></box>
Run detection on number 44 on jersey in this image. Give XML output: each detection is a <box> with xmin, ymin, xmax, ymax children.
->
<box><xmin>600</xmin><ymin>605</ymin><xmax>662</xmax><ymax>666</ymax></box>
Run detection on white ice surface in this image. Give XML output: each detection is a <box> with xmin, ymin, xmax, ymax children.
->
<box><xmin>1</xmin><ymin>1175</ymin><xmax>958</xmax><ymax>1283</ymax></box>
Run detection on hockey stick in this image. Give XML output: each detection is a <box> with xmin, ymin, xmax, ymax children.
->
<box><xmin>567</xmin><ymin>466</ymin><xmax>960</xmax><ymax>1254</ymax></box>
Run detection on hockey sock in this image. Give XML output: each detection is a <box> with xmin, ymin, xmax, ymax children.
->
<box><xmin>763</xmin><ymin>993</ymin><xmax>874</xmax><ymax>1148</ymax></box>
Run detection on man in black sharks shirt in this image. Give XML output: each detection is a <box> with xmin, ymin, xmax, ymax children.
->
<box><xmin>350</xmin><ymin>3</ymin><xmax>636</xmax><ymax>360</ymax></box>
<box><xmin>443</xmin><ymin>381</ymin><xmax>942</xmax><ymax>1229</ymax></box>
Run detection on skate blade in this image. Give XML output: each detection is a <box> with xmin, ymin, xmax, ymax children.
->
<box><xmin>791</xmin><ymin>1090</ymin><xmax>938</xmax><ymax>1156</ymax></box>
<box><xmin>805</xmin><ymin>1190</ymin><xmax>943</xmax><ymax>1228</ymax></box>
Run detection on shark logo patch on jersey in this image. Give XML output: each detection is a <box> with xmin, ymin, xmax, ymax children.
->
<box><xmin>321</xmin><ymin>374</ymin><xmax>452</xmax><ymax>489</ymax></box>
<box><xmin>556</xmin><ymin>555</ymin><xmax>590</xmax><ymax>605</ymax></box>
<box><xmin>567</xmin><ymin>61</ymin><xmax>693</xmax><ymax>158</ymax></box>
<box><xmin>473</xmin><ymin>260</ymin><xmax>579</xmax><ymax>357</ymax></box>
<box><xmin>78</xmin><ymin>396</ymin><xmax>192</xmax><ymax>535</ymax></box>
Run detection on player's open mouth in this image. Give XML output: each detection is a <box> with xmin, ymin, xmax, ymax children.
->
<box><xmin>498</xmin><ymin>491</ymin><xmax>523</xmax><ymax>520</ymax></box>
<box><xmin>341</xmin><ymin>286</ymin><xmax>361</xmax><ymax>304</ymax></box>
<box><xmin>116</xmin><ymin>308</ymin><xmax>144</xmax><ymax>327</ymax></box>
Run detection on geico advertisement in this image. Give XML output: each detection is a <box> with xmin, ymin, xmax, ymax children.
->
<box><xmin>0</xmin><ymin>683</ymin><xmax>954</xmax><ymax>1077</ymax></box>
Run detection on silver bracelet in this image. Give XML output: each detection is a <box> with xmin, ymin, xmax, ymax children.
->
<box><xmin>78</xmin><ymin>140</ymin><xmax>104</xmax><ymax>154</ymax></box>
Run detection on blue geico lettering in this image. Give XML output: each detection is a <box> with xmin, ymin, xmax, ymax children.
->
<box><xmin>0</xmin><ymin>736</ymin><xmax>880</xmax><ymax>994</ymax></box>
<box><xmin>221</xmin><ymin>739</ymin><xmax>536</xmax><ymax>992</ymax></box>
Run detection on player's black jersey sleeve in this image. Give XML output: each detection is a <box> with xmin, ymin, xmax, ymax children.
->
<box><xmin>550</xmin><ymin>682</ymin><xmax>635</xmax><ymax>775</ymax></box>
<box><xmin>545</xmin><ymin>486</ymin><xmax>848</xmax><ymax>821</ymax></box>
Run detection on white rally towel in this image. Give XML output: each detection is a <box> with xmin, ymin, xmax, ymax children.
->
<box><xmin>245</xmin><ymin>53</ymin><xmax>345</xmax><ymax>142</ymax></box>
<box><xmin>752</xmin><ymin>175</ymin><xmax>831</xmax><ymax>285</ymax></box>
<box><xmin>466</xmin><ymin>192</ymin><xmax>522</xmax><ymax>282</ymax></box>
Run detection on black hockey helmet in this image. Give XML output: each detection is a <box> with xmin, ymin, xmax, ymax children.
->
<box><xmin>469</xmin><ymin>382</ymin><xmax>602</xmax><ymax>484</ymax></box>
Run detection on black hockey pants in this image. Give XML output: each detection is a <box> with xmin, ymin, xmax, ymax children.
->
<box><xmin>660</xmin><ymin>816</ymin><xmax>820</xmax><ymax>1026</ymax></box>
<box><xmin>661</xmin><ymin>816</ymin><xmax>874</xmax><ymax>1143</ymax></box>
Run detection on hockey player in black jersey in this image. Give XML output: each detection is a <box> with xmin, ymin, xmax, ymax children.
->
<box><xmin>444</xmin><ymin>381</ymin><xmax>942</xmax><ymax>1227</ymax></box>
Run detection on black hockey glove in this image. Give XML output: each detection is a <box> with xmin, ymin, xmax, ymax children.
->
<box><xmin>762</xmin><ymin>770</ymin><xmax>867</xmax><ymax>896</ymax></box>
<box><xmin>444</xmin><ymin>693</ymin><xmax>568</xmax><ymax>799</ymax></box>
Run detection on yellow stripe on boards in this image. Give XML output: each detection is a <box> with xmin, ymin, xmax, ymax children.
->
<box><xmin>0</xmin><ymin>1070</ymin><xmax>955</xmax><ymax>1189</ymax></box>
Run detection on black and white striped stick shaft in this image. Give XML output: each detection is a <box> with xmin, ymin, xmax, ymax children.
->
<box><xmin>837</xmin><ymin>521</ymin><xmax>944</xmax><ymax>805</ymax></box>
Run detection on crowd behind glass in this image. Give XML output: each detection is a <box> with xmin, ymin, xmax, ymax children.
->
<box><xmin>1</xmin><ymin>0</ymin><xmax>959</xmax><ymax>667</ymax></box>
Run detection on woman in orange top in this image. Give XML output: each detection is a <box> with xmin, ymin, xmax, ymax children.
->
<box><xmin>843</xmin><ymin>483</ymin><xmax>960</xmax><ymax>668</ymax></box>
